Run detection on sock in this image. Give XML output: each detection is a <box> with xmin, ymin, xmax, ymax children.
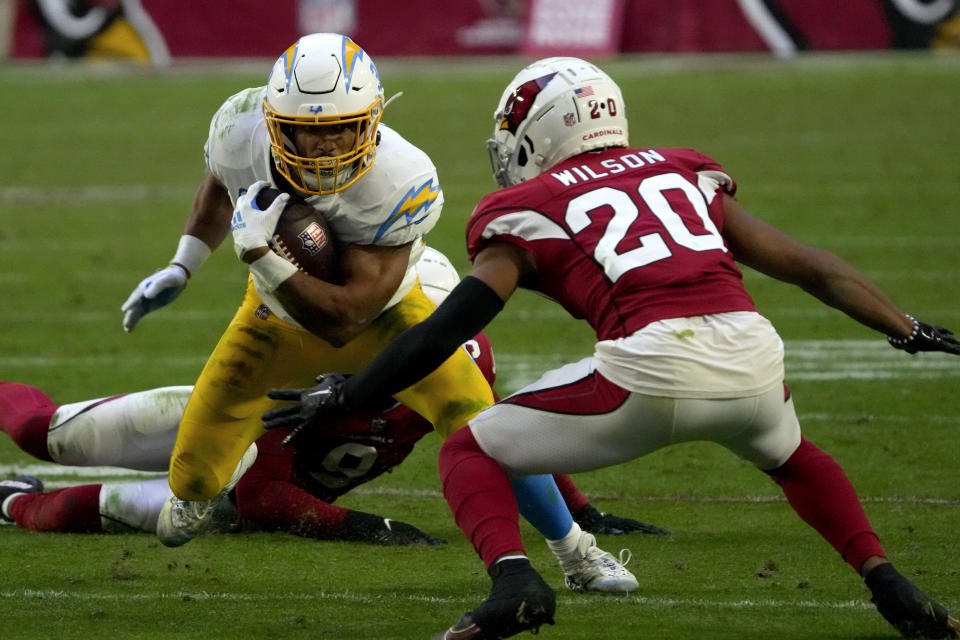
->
<box><xmin>0</xmin><ymin>382</ymin><xmax>56</xmax><ymax>461</ymax></box>
<box><xmin>553</xmin><ymin>474</ymin><xmax>590</xmax><ymax>513</ymax></box>
<box><xmin>512</xmin><ymin>474</ymin><xmax>574</xmax><ymax>540</ymax></box>
<box><xmin>545</xmin><ymin>521</ymin><xmax>585</xmax><ymax>572</ymax></box>
<box><xmin>438</xmin><ymin>427</ymin><xmax>524</xmax><ymax>570</ymax></box>
<box><xmin>8</xmin><ymin>485</ymin><xmax>103</xmax><ymax>532</ymax></box>
<box><xmin>767</xmin><ymin>438</ymin><xmax>885</xmax><ymax>572</ymax></box>
<box><xmin>99</xmin><ymin>478</ymin><xmax>173</xmax><ymax>533</ymax></box>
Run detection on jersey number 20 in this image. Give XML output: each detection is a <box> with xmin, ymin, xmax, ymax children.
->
<box><xmin>565</xmin><ymin>172</ymin><xmax>727</xmax><ymax>282</ymax></box>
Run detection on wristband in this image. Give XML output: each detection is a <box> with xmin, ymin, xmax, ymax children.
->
<box><xmin>249</xmin><ymin>250</ymin><xmax>299</xmax><ymax>292</ymax></box>
<box><xmin>886</xmin><ymin>314</ymin><xmax>919</xmax><ymax>348</ymax></box>
<box><xmin>170</xmin><ymin>235</ymin><xmax>212</xmax><ymax>278</ymax></box>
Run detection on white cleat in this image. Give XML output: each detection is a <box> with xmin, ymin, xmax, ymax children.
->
<box><xmin>156</xmin><ymin>443</ymin><xmax>256</xmax><ymax>548</ymax></box>
<box><xmin>563</xmin><ymin>531</ymin><xmax>638</xmax><ymax>593</ymax></box>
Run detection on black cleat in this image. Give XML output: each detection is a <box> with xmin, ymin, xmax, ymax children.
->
<box><xmin>866</xmin><ymin>563</ymin><xmax>960</xmax><ymax>638</ymax></box>
<box><xmin>0</xmin><ymin>475</ymin><xmax>44</xmax><ymax>525</ymax></box>
<box><xmin>433</xmin><ymin>559</ymin><xmax>556</xmax><ymax>639</ymax></box>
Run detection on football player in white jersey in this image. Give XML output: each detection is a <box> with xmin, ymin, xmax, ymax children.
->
<box><xmin>119</xmin><ymin>46</ymin><xmax>636</xmax><ymax>593</ymax></box>
<box><xmin>266</xmin><ymin>58</ymin><xmax>960</xmax><ymax>639</ymax></box>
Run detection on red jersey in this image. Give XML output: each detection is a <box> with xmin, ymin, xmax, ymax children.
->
<box><xmin>466</xmin><ymin>148</ymin><xmax>756</xmax><ymax>340</ymax></box>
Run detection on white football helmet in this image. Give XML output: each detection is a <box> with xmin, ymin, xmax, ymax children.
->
<box><xmin>487</xmin><ymin>57</ymin><xmax>628</xmax><ymax>187</ymax></box>
<box><xmin>414</xmin><ymin>246</ymin><xmax>461</xmax><ymax>306</ymax></box>
<box><xmin>263</xmin><ymin>33</ymin><xmax>384</xmax><ymax>196</ymax></box>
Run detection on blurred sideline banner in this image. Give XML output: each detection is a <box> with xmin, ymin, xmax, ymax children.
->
<box><xmin>6</xmin><ymin>0</ymin><xmax>958</xmax><ymax>64</ymax></box>
<box><xmin>522</xmin><ymin>0</ymin><xmax>625</xmax><ymax>58</ymax></box>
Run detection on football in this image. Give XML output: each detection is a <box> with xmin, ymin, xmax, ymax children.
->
<box><xmin>256</xmin><ymin>187</ymin><xmax>337</xmax><ymax>282</ymax></box>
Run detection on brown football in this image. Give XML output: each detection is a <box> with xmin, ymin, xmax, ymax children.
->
<box><xmin>256</xmin><ymin>187</ymin><xmax>337</xmax><ymax>282</ymax></box>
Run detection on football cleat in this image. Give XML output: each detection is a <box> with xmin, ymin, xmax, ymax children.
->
<box><xmin>433</xmin><ymin>558</ymin><xmax>556</xmax><ymax>640</ymax></box>
<box><xmin>0</xmin><ymin>475</ymin><xmax>44</xmax><ymax>525</ymax></box>
<box><xmin>866</xmin><ymin>562</ymin><xmax>960</xmax><ymax>638</ymax></box>
<box><xmin>562</xmin><ymin>531</ymin><xmax>638</xmax><ymax>593</ymax></box>
<box><xmin>156</xmin><ymin>443</ymin><xmax>256</xmax><ymax>547</ymax></box>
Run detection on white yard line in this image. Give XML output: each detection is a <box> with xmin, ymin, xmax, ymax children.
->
<box><xmin>496</xmin><ymin>340</ymin><xmax>960</xmax><ymax>390</ymax></box>
<box><xmin>1</xmin><ymin>463</ymin><xmax>955</xmax><ymax>505</ymax></box>
<box><xmin>0</xmin><ymin>184</ymin><xmax>193</xmax><ymax>205</ymax></box>
<box><xmin>0</xmin><ymin>587</ymin><xmax>877</xmax><ymax>611</ymax></box>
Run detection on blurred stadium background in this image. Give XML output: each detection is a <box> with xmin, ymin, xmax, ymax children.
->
<box><xmin>2</xmin><ymin>0</ymin><xmax>960</xmax><ymax>63</ymax></box>
<box><xmin>1</xmin><ymin>2</ymin><xmax>958</xmax><ymax>639</ymax></box>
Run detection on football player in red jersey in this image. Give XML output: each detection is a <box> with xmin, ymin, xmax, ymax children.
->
<box><xmin>0</xmin><ymin>382</ymin><xmax>443</xmax><ymax>544</ymax></box>
<box><xmin>266</xmin><ymin>57</ymin><xmax>960</xmax><ymax>639</ymax></box>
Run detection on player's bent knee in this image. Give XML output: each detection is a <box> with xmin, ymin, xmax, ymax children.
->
<box><xmin>168</xmin><ymin>451</ymin><xmax>222</xmax><ymax>501</ymax></box>
<box><xmin>438</xmin><ymin>427</ymin><xmax>485</xmax><ymax>481</ymax></box>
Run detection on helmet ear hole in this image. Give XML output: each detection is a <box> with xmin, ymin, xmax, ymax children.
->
<box><xmin>517</xmin><ymin>145</ymin><xmax>528</xmax><ymax>167</ymax></box>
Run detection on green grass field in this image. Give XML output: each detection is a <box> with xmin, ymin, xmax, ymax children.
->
<box><xmin>1</xmin><ymin>53</ymin><xmax>959</xmax><ymax>639</ymax></box>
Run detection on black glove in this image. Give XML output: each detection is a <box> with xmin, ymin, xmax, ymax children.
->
<box><xmin>887</xmin><ymin>316</ymin><xmax>960</xmax><ymax>355</ymax></box>
<box><xmin>340</xmin><ymin>510</ymin><xmax>446</xmax><ymax>546</ymax></box>
<box><xmin>263</xmin><ymin>373</ymin><xmax>349</xmax><ymax>447</ymax></box>
<box><xmin>573</xmin><ymin>503</ymin><xmax>674</xmax><ymax>536</ymax></box>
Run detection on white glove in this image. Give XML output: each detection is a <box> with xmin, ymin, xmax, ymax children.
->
<box><xmin>120</xmin><ymin>235</ymin><xmax>210</xmax><ymax>333</ymax></box>
<box><xmin>230</xmin><ymin>180</ymin><xmax>289</xmax><ymax>261</ymax></box>
<box><xmin>121</xmin><ymin>265</ymin><xmax>188</xmax><ymax>333</ymax></box>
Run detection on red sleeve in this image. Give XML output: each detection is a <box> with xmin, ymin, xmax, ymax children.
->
<box><xmin>234</xmin><ymin>473</ymin><xmax>351</xmax><ymax>539</ymax></box>
<box><xmin>237</xmin><ymin>430</ymin><xmax>350</xmax><ymax>538</ymax></box>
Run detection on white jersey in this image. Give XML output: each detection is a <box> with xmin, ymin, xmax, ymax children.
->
<box><xmin>204</xmin><ymin>86</ymin><xmax>443</xmax><ymax>325</ymax></box>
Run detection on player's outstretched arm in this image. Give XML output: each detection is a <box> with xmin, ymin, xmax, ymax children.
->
<box><xmin>886</xmin><ymin>317</ymin><xmax>960</xmax><ymax>355</ymax></box>
<box><xmin>121</xmin><ymin>171</ymin><xmax>230</xmax><ymax>332</ymax></box>
<box><xmin>339</xmin><ymin>510</ymin><xmax>446</xmax><ymax>546</ymax></box>
<box><xmin>721</xmin><ymin>194</ymin><xmax>959</xmax><ymax>354</ymax></box>
<box><xmin>235</xmin><ymin>471</ymin><xmax>444</xmax><ymax>546</ymax></box>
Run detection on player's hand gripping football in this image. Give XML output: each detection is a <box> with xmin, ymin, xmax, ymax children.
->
<box><xmin>263</xmin><ymin>373</ymin><xmax>349</xmax><ymax>447</ymax></box>
<box><xmin>573</xmin><ymin>503</ymin><xmax>675</xmax><ymax>536</ymax></box>
<box><xmin>121</xmin><ymin>265</ymin><xmax>189</xmax><ymax>332</ymax></box>
<box><xmin>887</xmin><ymin>316</ymin><xmax>960</xmax><ymax>355</ymax></box>
<box><xmin>230</xmin><ymin>180</ymin><xmax>289</xmax><ymax>262</ymax></box>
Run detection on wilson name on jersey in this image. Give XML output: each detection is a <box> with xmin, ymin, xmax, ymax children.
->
<box><xmin>466</xmin><ymin>147</ymin><xmax>756</xmax><ymax>340</ymax></box>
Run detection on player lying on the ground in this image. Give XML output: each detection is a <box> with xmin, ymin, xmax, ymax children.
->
<box><xmin>0</xmin><ymin>374</ymin><xmax>668</xmax><ymax>543</ymax></box>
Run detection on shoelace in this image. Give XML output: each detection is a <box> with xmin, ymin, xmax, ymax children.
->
<box><xmin>583</xmin><ymin>544</ymin><xmax>633</xmax><ymax>575</ymax></box>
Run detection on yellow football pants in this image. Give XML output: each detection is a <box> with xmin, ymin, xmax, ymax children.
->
<box><xmin>168</xmin><ymin>278</ymin><xmax>494</xmax><ymax>501</ymax></box>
